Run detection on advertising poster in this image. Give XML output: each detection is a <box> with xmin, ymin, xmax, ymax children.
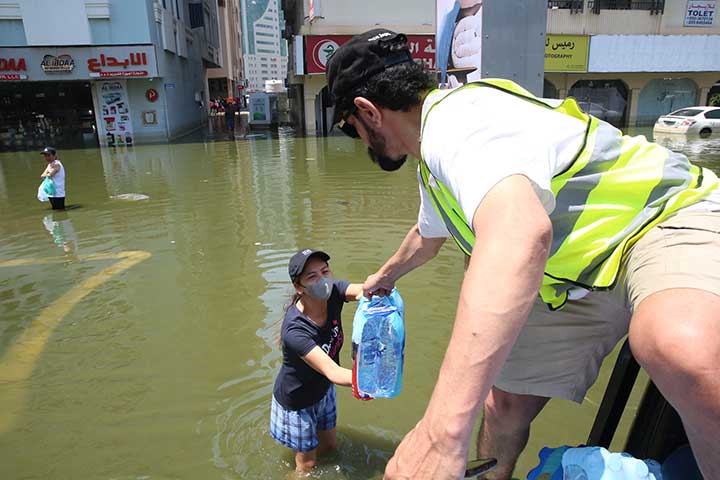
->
<box><xmin>96</xmin><ymin>80</ymin><xmax>134</xmax><ymax>146</ymax></box>
<box><xmin>249</xmin><ymin>93</ymin><xmax>271</xmax><ymax>125</ymax></box>
<box><xmin>436</xmin><ymin>0</ymin><xmax>483</xmax><ymax>86</ymax></box>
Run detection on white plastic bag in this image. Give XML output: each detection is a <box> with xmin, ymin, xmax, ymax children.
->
<box><xmin>37</xmin><ymin>177</ymin><xmax>55</xmax><ymax>202</ymax></box>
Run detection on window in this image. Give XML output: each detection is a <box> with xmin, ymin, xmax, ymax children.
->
<box><xmin>548</xmin><ymin>0</ymin><xmax>584</xmax><ymax>10</ymax></box>
<box><xmin>670</xmin><ymin>108</ymin><xmax>703</xmax><ymax>117</ymax></box>
<box><xmin>588</xmin><ymin>0</ymin><xmax>664</xmax><ymax>13</ymax></box>
<box><xmin>704</xmin><ymin>109</ymin><xmax>720</xmax><ymax>119</ymax></box>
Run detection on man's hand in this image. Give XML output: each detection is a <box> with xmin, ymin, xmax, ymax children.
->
<box><xmin>384</xmin><ymin>419</ymin><xmax>467</xmax><ymax>479</ymax></box>
<box><xmin>362</xmin><ymin>271</ymin><xmax>395</xmax><ymax>298</ymax></box>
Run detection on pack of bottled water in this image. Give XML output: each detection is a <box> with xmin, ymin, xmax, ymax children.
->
<box><xmin>527</xmin><ymin>446</ymin><xmax>663</xmax><ymax>480</ymax></box>
<box><xmin>352</xmin><ymin>289</ymin><xmax>405</xmax><ymax>398</ymax></box>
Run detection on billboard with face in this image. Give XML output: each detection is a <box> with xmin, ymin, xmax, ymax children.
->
<box><xmin>436</xmin><ymin>0</ymin><xmax>483</xmax><ymax>87</ymax></box>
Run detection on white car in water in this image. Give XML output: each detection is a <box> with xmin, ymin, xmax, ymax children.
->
<box><xmin>653</xmin><ymin>106</ymin><xmax>720</xmax><ymax>138</ymax></box>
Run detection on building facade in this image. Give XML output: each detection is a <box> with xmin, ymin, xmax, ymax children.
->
<box><xmin>0</xmin><ymin>0</ymin><xmax>221</xmax><ymax>150</ymax></box>
<box><xmin>282</xmin><ymin>0</ymin><xmax>720</xmax><ymax>134</ymax></box>
<box><xmin>206</xmin><ymin>0</ymin><xmax>244</xmax><ymax>105</ymax></box>
<box><xmin>240</xmin><ymin>0</ymin><xmax>288</xmax><ymax>92</ymax></box>
<box><xmin>545</xmin><ymin>0</ymin><xmax>720</xmax><ymax>127</ymax></box>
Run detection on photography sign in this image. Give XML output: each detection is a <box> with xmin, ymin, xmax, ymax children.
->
<box><xmin>685</xmin><ymin>0</ymin><xmax>716</xmax><ymax>27</ymax></box>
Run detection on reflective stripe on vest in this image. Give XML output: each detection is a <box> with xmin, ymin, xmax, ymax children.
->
<box><xmin>419</xmin><ymin>79</ymin><xmax>718</xmax><ymax>310</ymax></box>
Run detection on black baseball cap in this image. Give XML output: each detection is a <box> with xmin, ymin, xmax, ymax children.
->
<box><xmin>326</xmin><ymin>29</ymin><xmax>413</xmax><ymax>134</ymax></box>
<box><xmin>288</xmin><ymin>249</ymin><xmax>330</xmax><ymax>282</ymax></box>
<box><xmin>40</xmin><ymin>146</ymin><xmax>56</xmax><ymax>155</ymax></box>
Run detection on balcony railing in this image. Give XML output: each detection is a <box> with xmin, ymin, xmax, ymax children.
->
<box><xmin>548</xmin><ymin>0</ymin><xmax>585</xmax><ymax>13</ymax></box>
<box><xmin>587</xmin><ymin>0</ymin><xmax>664</xmax><ymax>14</ymax></box>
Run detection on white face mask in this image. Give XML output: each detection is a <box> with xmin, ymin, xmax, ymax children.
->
<box><xmin>302</xmin><ymin>277</ymin><xmax>332</xmax><ymax>301</ymax></box>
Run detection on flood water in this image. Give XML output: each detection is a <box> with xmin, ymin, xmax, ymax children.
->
<box><xmin>1</xmin><ymin>128</ymin><xmax>719</xmax><ymax>479</ymax></box>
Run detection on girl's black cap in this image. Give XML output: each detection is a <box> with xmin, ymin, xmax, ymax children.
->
<box><xmin>288</xmin><ymin>249</ymin><xmax>330</xmax><ymax>282</ymax></box>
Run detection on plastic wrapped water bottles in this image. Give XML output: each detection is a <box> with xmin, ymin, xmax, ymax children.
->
<box><xmin>352</xmin><ymin>289</ymin><xmax>405</xmax><ymax>398</ymax></box>
<box><xmin>528</xmin><ymin>446</ymin><xmax>663</xmax><ymax>480</ymax></box>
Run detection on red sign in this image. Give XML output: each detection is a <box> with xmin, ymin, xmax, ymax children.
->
<box><xmin>87</xmin><ymin>52</ymin><xmax>149</xmax><ymax>78</ymax></box>
<box><xmin>0</xmin><ymin>73</ymin><xmax>27</xmax><ymax>80</ymax></box>
<box><xmin>304</xmin><ymin>34</ymin><xmax>436</xmax><ymax>75</ymax></box>
<box><xmin>145</xmin><ymin>88</ymin><xmax>159</xmax><ymax>102</ymax></box>
<box><xmin>0</xmin><ymin>58</ymin><xmax>27</xmax><ymax>71</ymax></box>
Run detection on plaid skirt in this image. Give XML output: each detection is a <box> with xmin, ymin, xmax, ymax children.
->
<box><xmin>270</xmin><ymin>385</ymin><xmax>337</xmax><ymax>452</ymax></box>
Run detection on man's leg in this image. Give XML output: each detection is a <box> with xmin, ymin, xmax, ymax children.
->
<box><xmin>477</xmin><ymin>387</ymin><xmax>550</xmax><ymax>480</ymax></box>
<box><xmin>629</xmin><ymin>288</ymin><xmax>720</xmax><ymax>479</ymax></box>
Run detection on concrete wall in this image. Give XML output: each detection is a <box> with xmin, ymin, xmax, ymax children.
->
<box><xmin>307</xmin><ymin>0</ymin><xmax>435</xmax><ymax>33</ymax></box>
<box><xmin>149</xmin><ymin>13</ymin><xmax>208</xmax><ymax>139</ymax></box>
<box><xmin>127</xmin><ymin>78</ymin><xmax>170</xmax><ymax>143</ymax></box>
<box><xmin>7</xmin><ymin>0</ymin><xmax>153</xmax><ymax>46</ymax></box>
<box><xmin>547</xmin><ymin>0</ymin><xmax>720</xmax><ymax>35</ymax></box>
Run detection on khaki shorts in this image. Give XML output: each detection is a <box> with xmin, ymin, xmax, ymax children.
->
<box><xmin>495</xmin><ymin>208</ymin><xmax>720</xmax><ymax>403</ymax></box>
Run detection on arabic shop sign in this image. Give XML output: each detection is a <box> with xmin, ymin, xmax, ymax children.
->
<box><xmin>0</xmin><ymin>57</ymin><xmax>27</xmax><ymax>80</ymax></box>
<box><xmin>0</xmin><ymin>45</ymin><xmax>158</xmax><ymax>81</ymax></box>
<box><xmin>304</xmin><ymin>34</ymin><xmax>436</xmax><ymax>74</ymax></box>
<box><xmin>685</xmin><ymin>0</ymin><xmax>716</xmax><ymax>27</ymax></box>
<box><xmin>544</xmin><ymin>34</ymin><xmax>589</xmax><ymax>72</ymax></box>
<box><xmin>41</xmin><ymin>54</ymin><xmax>75</xmax><ymax>73</ymax></box>
<box><xmin>87</xmin><ymin>51</ymin><xmax>150</xmax><ymax>77</ymax></box>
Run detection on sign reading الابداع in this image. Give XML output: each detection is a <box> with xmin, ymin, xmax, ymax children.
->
<box><xmin>544</xmin><ymin>35</ymin><xmax>589</xmax><ymax>73</ymax></box>
<box><xmin>685</xmin><ymin>0</ymin><xmax>716</xmax><ymax>27</ymax></box>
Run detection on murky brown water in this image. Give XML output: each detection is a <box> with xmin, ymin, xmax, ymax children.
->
<box><xmin>0</xmin><ymin>128</ymin><xmax>718</xmax><ymax>479</ymax></box>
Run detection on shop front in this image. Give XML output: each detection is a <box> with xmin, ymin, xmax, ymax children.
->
<box><xmin>0</xmin><ymin>45</ymin><xmax>161</xmax><ymax>151</ymax></box>
<box><xmin>299</xmin><ymin>34</ymin><xmax>436</xmax><ymax>135</ymax></box>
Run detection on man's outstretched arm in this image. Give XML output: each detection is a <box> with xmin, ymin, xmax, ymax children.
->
<box><xmin>384</xmin><ymin>175</ymin><xmax>552</xmax><ymax>479</ymax></box>
<box><xmin>363</xmin><ymin>223</ymin><xmax>446</xmax><ymax>297</ymax></box>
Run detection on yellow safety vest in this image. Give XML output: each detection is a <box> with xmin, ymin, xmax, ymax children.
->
<box><xmin>419</xmin><ymin>79</ymin><xmax>718</xmax><ymax>310</ymax></box>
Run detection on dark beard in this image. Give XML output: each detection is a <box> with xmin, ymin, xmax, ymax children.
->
<box><xmin>365</xmin><ymin>123</ymin><xmax>407</xmax><ymax>172</ymax></box>
<box><xmin>368</xmin><ymin>148</ymin><xmax>407</xmax><ymax>171</ymax></box>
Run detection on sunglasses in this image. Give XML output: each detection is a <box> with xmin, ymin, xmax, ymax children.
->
<box><xmin>337</xmin><ymin>106</ymin><xmax>359</xmax><ymax>138</ymax></box>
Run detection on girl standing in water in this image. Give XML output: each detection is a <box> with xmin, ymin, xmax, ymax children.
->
<box><xmin>270</xmin><ymin>248</ymin><xmax>363</xmax><ymax>473</ymax></box>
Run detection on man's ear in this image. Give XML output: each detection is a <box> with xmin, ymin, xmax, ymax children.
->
<box><xmin>354</xmin><ymin>97</ymin><xmax>383</xmax><ymax>129</ymax></box>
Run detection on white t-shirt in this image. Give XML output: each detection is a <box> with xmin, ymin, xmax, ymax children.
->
<box><xmin>51</xmin><ymin>159</ymin><xmax>65</xmax><ymax>197</ymax></box>
<box><xmin>417</xmin><ymin>86</ymin><xmax>720</xmax><ymax>238</ymax></box>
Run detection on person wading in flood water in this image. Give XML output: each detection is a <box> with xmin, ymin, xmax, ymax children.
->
<box><xmin>40</xmin><ymin>146</ymin><xmax>66</xmax><ymax>211</ymax></box>
<box><xmin>270</xmin><ymin>249</ymin><xmax>367</xmax><ymax>474</ymax></box>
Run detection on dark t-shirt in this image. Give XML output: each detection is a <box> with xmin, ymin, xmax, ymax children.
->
<box><xmin>273</xmin><ymin>279</ymin><xmax>351</xmax><ymax>411</ymax></box>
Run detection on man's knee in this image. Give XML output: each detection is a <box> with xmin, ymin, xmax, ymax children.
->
<box><xmin>483</xmin><ymin>388</ymin><xmax>549</xmax><ymax>431</ymax></box>
<box><xmin>630</xmin><ymin>291</ymin><xmax>720</xmax><ymax>394</ymax></box>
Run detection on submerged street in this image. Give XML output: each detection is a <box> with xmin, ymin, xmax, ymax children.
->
<box><xmin>1</xmin><ymin>129</ymin><xmax>719</xmax><ymax>479</ymax></box>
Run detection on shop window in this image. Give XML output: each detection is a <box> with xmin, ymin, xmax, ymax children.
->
<box><xmin>543</xmin><ymin>78</ymin><xmax>559</xmax><ymax>99</ymax></box>
<box><xmin>569</xmin><ymin>79</ymin><xmax>628</xmax><ymax>128</ymax></box>
<box><xmin>707</xmin><ymin>81</ymin><xmax>720</xmax><ymax>107</ymax></box>
<box><xmin>637</xmin><ymin>78</ymin><xmax>697</xmax><ymax>126</ymax></box>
